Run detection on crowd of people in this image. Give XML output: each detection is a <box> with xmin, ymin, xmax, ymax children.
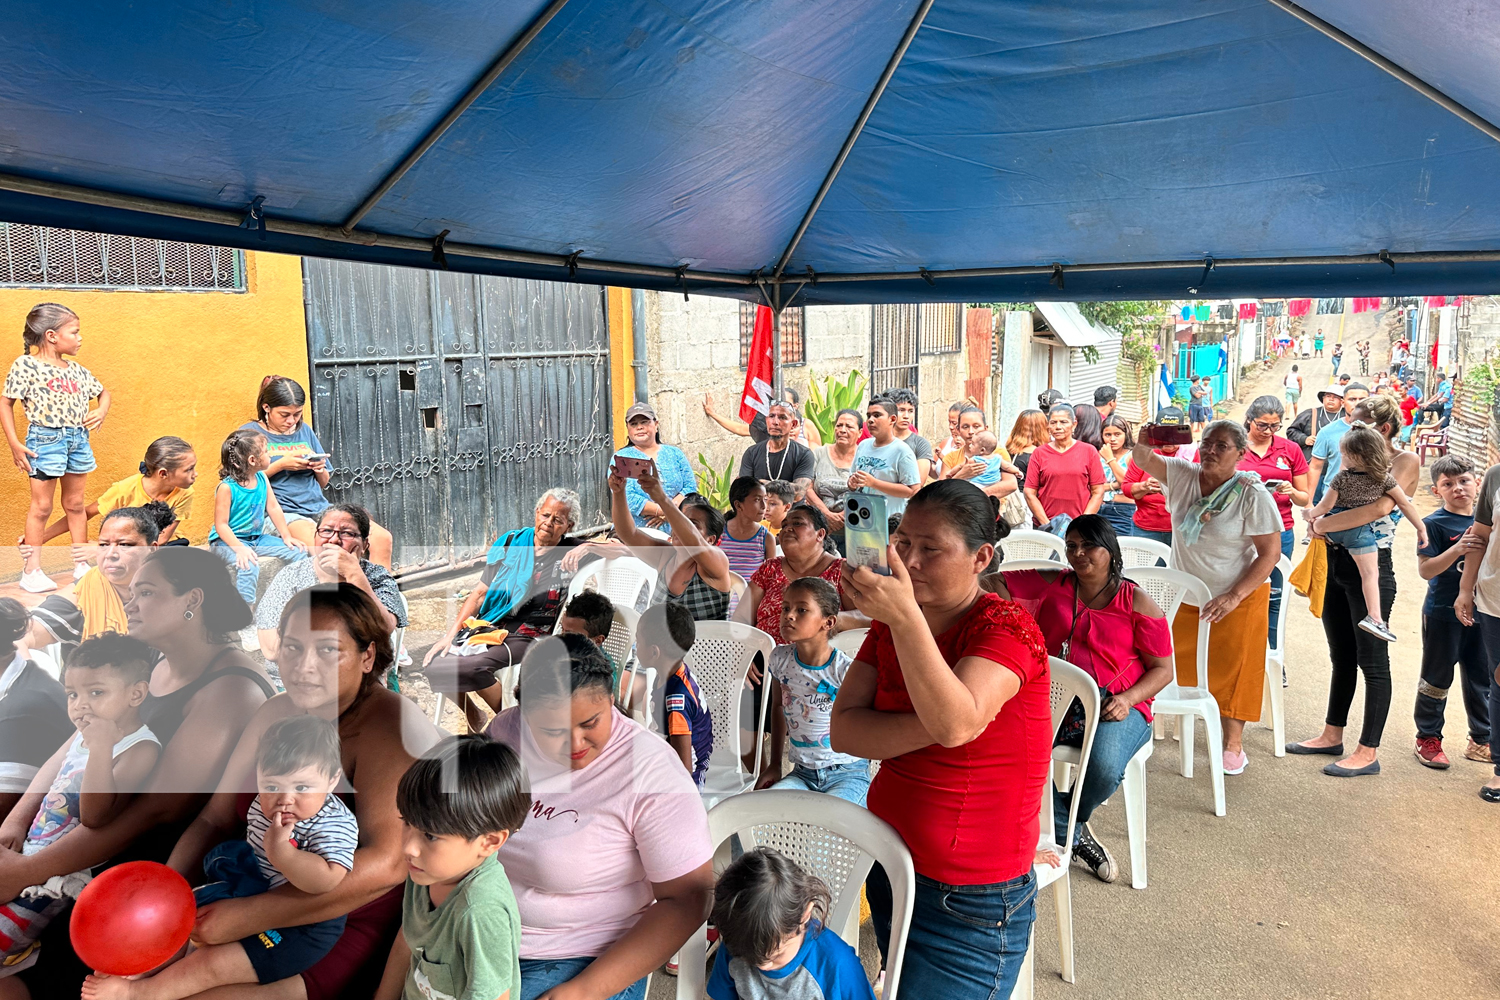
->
<box><xmin>1</xmin><ymin>299</ymin><xmax>1496</xmax><ymax>1000</ymax></box>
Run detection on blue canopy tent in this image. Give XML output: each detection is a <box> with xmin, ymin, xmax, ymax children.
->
<box><xmin>2</xmin><ymin>0</ymin><xmax>1499</xmax><ymax>306</ymax></box>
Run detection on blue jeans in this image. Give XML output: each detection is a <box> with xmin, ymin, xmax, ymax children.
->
<box><xmin>519</xmin><ymin>958</ymin><xmax>646</xmax><ymax>1000</ymax></box>
<box><xmin>211</xmin><ymin>535</ymin><xmax>306</xmax><ymax>605</ymax></box>
<box><xmin>771</xmin><ymin>760</ymin><xmax>871</xmax><ymax>806</ymax></box>
<box><xmin>1134</xmin><ymin>528</ymin><xmax>1172</xmax><ymax>546</ymax></box>
<box><xmin>1053</xmin><ymin>708</ymin><xmax>1151</xmax><ymax>841</ymax></box>
<box><xmin>867</xmin><ymin>864</ymin><xmax>1036</xmax><ymax>1000</ymax></box>
<box><xmin>1099</xmin><ymin>501</ymin><xmax>1136</xmax><ymax>539</ymax></box>
<box><xmin>26</xmin><ymin>425</ymin><xmax>95</xmax><ymax>479</ymax></box>
<box><xmin>1268</xmin><ymin>527</ymin><xmax>1294</xmax><ymax>648</ymax></box>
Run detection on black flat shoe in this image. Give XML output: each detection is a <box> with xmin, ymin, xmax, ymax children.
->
<box><xmin>1323</xmin><ymin>760</ymin><xmax>1381</xmax><ymax>777</ymax></box>
<box><xmin>1480</xmin><ymin>786</ymin><xmax>1500</xmax><ymax>803</ymax></box>
<box><xmin>1286</xmin><ymin>742</ymin><xmax>1344</xmax><ymax>756</ymax></box>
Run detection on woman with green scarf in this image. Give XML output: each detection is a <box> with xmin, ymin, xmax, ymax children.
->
<box><xmin>1132</xmin><ymin>419</ymin><xmax>1281</xmax><ymax>777</ymax></box>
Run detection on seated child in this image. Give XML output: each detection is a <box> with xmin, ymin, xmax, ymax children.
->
<box><xmin>963</xmin><ymin>430</ymin><xmax>1006</xmax><ymax>487</ymax></box>
<box><xmin>762</xmin><ymin>480</ymin><xmax>796</xmax><ymax>536</ymax></box>
<box><xmin>639</xmin><ymin>603</ymin><xmax>712</xmax><ymax>785</ymax></box>
<box><xmin>708</xmin><ymin>848</ymin><xmax>874</xmax><ymax>1000</ymax></box>
<box><xmin>375</xmin><ymin>733</ymin><xmax>528</xmax><ymax>1000</ymax></box>
<box><xmin>1307</xmin><ymin>423</ymin><xmax>1427</xmax><ymax>643</ymax></box>
<box><xmin>556</xmin><ymin>591</ymin><xmax>624</xmax><ymax>701</ymax></box>
<box><xmin>82</xmin><ymin>714</ymin><xmax>355</xmax><ymax>1000</ymax></box>
<box><xmin>0</xmin><ymin>633</ymin><xmax>160</xmax><ymax>978</ymax></box>
<box><xmin>756</xmin><ymin>578</ymin><xmax>869</xmax><ymax>805</ymax></box>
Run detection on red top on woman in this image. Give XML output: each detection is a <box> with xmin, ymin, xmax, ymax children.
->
<box><xmin>1120</xmin><ymin>459</ymin><xmax>1170</xmax><ymax>532</ymax></box>
<box><xmin>1000</xmin><ymin>570</ymin><xmax>1173</xmax><ymax>722</ymax></box>
<box><xmin>1024</xmin><ymin>441</ymin><xmax>1103</xmax><ymax>519</ymax></box>
<box><xmin>1236</xmin><ymin>435</ymin><xmax>1308</xmax><ymax>530</ymax></box>
<box><xmin>857</xmin><ymin>593</ymin><xmax>1052</xmax><ymax>884</ymax></box>
<box><xmin>749</xmin><ymin>556</ymin><xmax>846</xmax><ymax>642</ymax></box>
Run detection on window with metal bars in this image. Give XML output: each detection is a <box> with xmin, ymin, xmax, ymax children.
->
<box><xmin>0</xmin><ymin>224</ymin><xmax>245</xmax><ymax>291</ymax></box>
<box><xmin>739</xmin><ymin>302</ymin><xmax>806</xmax><ymax>367</ymax></box>
<box><xmin>918</xmin><ymin>302</ymin><xmax>963</xmax><ymax>354</ymax></box>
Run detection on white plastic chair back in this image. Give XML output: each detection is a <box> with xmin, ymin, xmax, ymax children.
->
<box><xmin>682</xmin><ymin>622</ymin><xmax>776</xmax><ymax>801</ymax></box>
<box><xmin>676</xmin><ymin>790</ymin><xmax>916</xmax><ymax>1000</ymax></box>
<box><xmin>727</xmin><ymin>570</ymin><xmax>752</xmax><ymax>623</ymax></box>
<box><xmin>1000</xmin><ymin>528</ymin><xmax>1067</xmax><ymax>562</ymax></box>
<box><xmin>566</xmin><ymin>556</ymin><xmax>658</xmax><ymax>613</ymax></box>
<box><xmin>994</xmin><ymin>557</ymin><xmax>1068</xmax><ymax>575</ymax></box>
<box><xmin>1118</xmin><ymin>536</ymin><xmax>1172</xmax><ymax>568</ymax></box>
<box><xmin>599</xmin><ymin>605</ymin><xmax>640</xmax><ymax>680</ymax></box>
<box><xmin>638</xmin><ymin>526</ymin><xmax>670</xmax><ymax>542</ymax></box>
<box><xmin>830</xmin><ymin>627</ymin><xmax>868</xmax><ymax>658</ymax></box>
<box><xmin>1124</xmin><ymin>567</ymin><xmax>1209</xmax><ymax>694</ymax></box>
<box><xmin>1043</xmin><ymin>658</ymin><xmax>1101</xmax><ymax>854</ymax></box>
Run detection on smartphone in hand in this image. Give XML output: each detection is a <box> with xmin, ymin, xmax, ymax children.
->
<box><xmin>844</xmin><ymin>494</ymin><xmax>891</xmax><ymax>575</ymax></box>
<box><xmin>612</xmin><ymin>456</ymin><xmax>657</xmax><ymax>479</ymax></box>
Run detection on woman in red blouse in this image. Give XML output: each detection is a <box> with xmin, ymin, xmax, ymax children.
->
<box><xmin>831</xmin><ymin>480</ymin><xmax>1052</xmax><ymax>1000</ymax></box>
<box><xmin>744</xmin><ymin>504</ymin><xmax>861</xmax><ymax>640</ymax></box>
<box><xmin>988</xmin><ymin>514</ymin><xmax>1174</xmax><ymax>884</ymax></box>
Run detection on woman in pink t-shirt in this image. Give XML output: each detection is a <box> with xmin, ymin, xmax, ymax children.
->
<box><xmin>988</xmin><ymin>513</ymin><xmax>1174</xmax><ymax>885</ymax></box>
<box><xmin>831</xmin><ymin>480</ymin><xmax>1052</xmax><ymax>1000</ymax></box>
<box><xmin>1023</xmin><ymin>404</ymin><xmax>1105</xmax><ymax>528</ymax></box>
<box><xmin>486</xmin><ymin>634</ymin><xmax>713</xmax><ymax>1000</ymax></box>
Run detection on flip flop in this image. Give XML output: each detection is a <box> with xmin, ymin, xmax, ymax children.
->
<box><xmin>1480</xmin><ymin>786</ymin><xmax>1500</xmax><ymax>803</ymax></box>
<box><xmin>1323</xmin><ymin>760</ymin><xmax>1381</xmax><ymax>777</ymax></box>
<box><xmin>1286</xmin><ymin>742</ymin><xmax>1344</xmax><ymax>756</ymax></box>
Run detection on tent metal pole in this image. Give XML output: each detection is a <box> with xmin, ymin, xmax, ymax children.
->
<box><xmin>341</xmin><ymin>0</ymin><xmax>574</xmax><ymax>232</ymax></box>
<box><xmin>769</xmin><ymin>0</ymin><xmax>936</xmax><ymax>280</ymax></box>
<box><xmin>801</xmin><ymin>249</ymin><xmax>1500</xmax><ymax>284</ymax></box>
<box><xmin>1264</xmin><ymin>0</ymin><xmax>1500</xmax><ymax>144</ymax></box>
<box><xmin>0</xmin><ymin>171</ymin><xmax>752</xmax><ymax>287</ymax></box>
<box><xmin>772</xmin><ymin>284</ymin><xmax>784</xmax><ymax>399</ymax></box>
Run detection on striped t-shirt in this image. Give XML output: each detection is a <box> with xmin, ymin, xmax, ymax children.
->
<box><xmin>718</xmin><ymin>523</ymin><xmax>770</xmax><ymax>580</ymax></box>
<box><xmin>246</xmin><ymin>793</ymin><xmax>358</xmax><ymax>887</ymax></box>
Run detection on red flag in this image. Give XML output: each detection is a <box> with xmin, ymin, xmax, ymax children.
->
<box><xmin>739</xmin><ymin>304</ymin><xmax>776</xmax><ymax>422</ymax></box>
<box><xmin>1237</xmin><ymin>302</ymin><xmax>1257</xmax><ymax>320</ymax></box>
<box><xmin>1287</xmin><ymin>298</ymin><xmax>1312</xmax><ymax>317</ymax></box>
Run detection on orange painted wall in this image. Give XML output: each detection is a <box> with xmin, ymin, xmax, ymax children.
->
<box><xmin>1</xmin><ymin>251</ymin><xmax>309</xmax><ymax>577</ymax></box>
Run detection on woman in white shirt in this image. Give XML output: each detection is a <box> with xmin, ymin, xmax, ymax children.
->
<box><xmin>1131</xmin><ymin>420</ymin><xmax>1281</xmax><ymax>776</ymax></box>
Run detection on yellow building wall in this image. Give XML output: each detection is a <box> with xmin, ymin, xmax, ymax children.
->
<box><xmin>606</xmin><ymin>286</ymin><xmax>637</xmax><ymax>448</ymax></box>
<box><xmin>1</xmin><ymin>251</ymin><xmax>309</xmax><ymax>575</ymax></box>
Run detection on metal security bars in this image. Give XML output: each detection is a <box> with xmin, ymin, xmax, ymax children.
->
<box><xmin>871</xmin><ymin>304</ymin><xmax>919</xmax><ymax>396</ymax></box>
<box><xmin>739</xmin><ymin>302</ymin><xmax>805</xmax><ymax>367</ymax></box>
<box><xmin>0</xmin><ymin>223</ymin><xmax>244</xmax><ymax>291</ymax></box>
<box><xmin>918</xmin><ymin>302</ymin><xmax>963</xmax><ymax>354</ymax></box>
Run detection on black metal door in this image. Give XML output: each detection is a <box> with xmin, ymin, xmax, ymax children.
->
<box><xmin>304</xmin><ymin>260</ymin><xmax>611</xmax><ymax>574</ymax></box>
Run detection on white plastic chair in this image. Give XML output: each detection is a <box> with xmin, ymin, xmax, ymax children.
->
<box><xmin>1261</xmin><ymin>555</ymin><xmax>1293</xmax><ymax>757</ymax></box>
<box><xmin>993</xmin><ymin>557</ymin><xmax>1069</xmax><ymax>576</ymax></box>
<box><xmin>830</xmin><ymin>627</ymin><xmax>868</xmax><ymax>658</ymax></box>
<box><xmin>638</xmin><ymin>526</ymin><xmax>670</xmax><ymax>542</ymax></box>
<box><xmin>727</xmin><ymin>570</ymin><xmax>751</xmax><ymax>623</ymax></box>
<box><xmin>1015</xmin><ymin>658</ymin><xmax>1100</xmax><ymax>998</ymax></box>
<box><xmin>1118</xmin><ymin>536</ymin><xmax>1172</xmax><ymax>568</ymax></box>
<box><xmin>681</xmin><ymin>621</ymin><xmax>776</xmax><ymax>808</ymax></box>
<box><xmin>676</xmin><ymin>790</ymin><xmax>916</xmax><ymax>1000</ymax></box>
<box><xmin>1126</xmin><ymin>567</ymin><xmax>1225</xmax><ymax>818</ymax></box>
<box><xmin>567</xmin><ymin>555</ymin><xmax>659</xmax><ymax>613</ymax></box>
<box><xmin>1000</xmin><ymin>529</ymin><xmax>1067</xmax><ymax>562</ymax></box>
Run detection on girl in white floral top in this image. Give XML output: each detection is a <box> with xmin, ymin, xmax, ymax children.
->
<box><xmin>1</xmin><ymin>304</ymin><xmax>110</xmax><ymax>594</ymax></box>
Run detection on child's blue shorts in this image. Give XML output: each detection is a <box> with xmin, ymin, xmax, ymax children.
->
<box><xmin>25</xmin><ymin>425</ymin><xmax>95</xmax><ymax>480</ymax></box>
<box><xmin>1325</xmin><ymin>509</ymin><xmax>1395</xmax><ymax>556</ymax></box>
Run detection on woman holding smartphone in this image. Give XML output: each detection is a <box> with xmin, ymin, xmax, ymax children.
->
<box><xmin>613</xmin><ymin>401</ymin><xmax>696</xmax><ymax>532</ymax></box>
<box><xmin>832</xmin><ymin>480</ymin><xmax>1053</xmax><ymax>1000</ymax></box>
<box><xmin>1236</xmin><ymin>396</ymin><xmax>1309</xmax><ymax>648</ymax></box>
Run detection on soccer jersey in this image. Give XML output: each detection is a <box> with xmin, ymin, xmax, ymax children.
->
<box><xmin>664</xmin><ymin>663</ymin><xmax>713</xmax><ymax>786</ymax></box>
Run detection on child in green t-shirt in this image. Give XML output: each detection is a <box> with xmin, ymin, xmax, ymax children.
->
<box><xmin>375</xmin><ymin>735</ymin><xmax>530</xmax><ymax>1000</ymax></box>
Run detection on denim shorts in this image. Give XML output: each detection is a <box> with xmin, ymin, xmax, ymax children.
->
<box><xmin>1326</xmin><ymin>511</ymin><xmax>1395</xmax><ymax>556</ymax></box>
<box><xmin>26</xmin><ymin>425</ymin><xmax>95</xmax><ymax>479</ymax></box>
<box><xmin>771</xmin><ymin>760</ymin><xmax>871</xmax><ymax>806</ymax></box>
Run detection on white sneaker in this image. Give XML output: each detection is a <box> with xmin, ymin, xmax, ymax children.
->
<box><xmin>72</xmin><ymin>561</ymin><xmax>90</xmax><ymax>582</ymax></box>
<box><xmin>19</xmin><ymin>568</ymin><xmax>57</xmax><ymax>593</ymax></box>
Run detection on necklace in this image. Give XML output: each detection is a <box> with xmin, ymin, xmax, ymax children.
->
<box><xmin>767</xmin><ymin>440</ymin><xmax>790</xmax><ymax>481</ymax></box>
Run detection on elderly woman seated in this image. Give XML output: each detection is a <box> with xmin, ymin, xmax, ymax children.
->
<box><xmin>254</xmin><ymin>503</ymin><xmax>407</xmax><ymax>664</ymax></box>
<box><xmin>424</xmin><ymin>487</ymin><xmax>601</xmax><ymax>729</ymax></box>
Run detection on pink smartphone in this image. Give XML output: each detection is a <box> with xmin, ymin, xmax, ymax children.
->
<box><xmin>612</xmin><ymin>456</ymin><xmax>657</xmax><ymax>479</ymax></box>
<box><xmin>1142</xmin><ymin>423</ymin><xmax>1193</xmax><ymax>446</ymax></box>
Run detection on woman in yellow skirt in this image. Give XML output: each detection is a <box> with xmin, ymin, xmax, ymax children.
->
<box><xmin>1132</xmin><ymin>420</ymin><xmax>1282</xmax><ymax>775</ymax></box>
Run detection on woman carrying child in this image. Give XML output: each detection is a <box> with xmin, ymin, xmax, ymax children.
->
<box><xmin>2</xmin><ymin>304</ymin><xmax>110</xmax><ymax>593</ymax></box>
<box><xmin>1292</xmin><ymin>394</ymin><xmax>1422</xmax><ymax>777</ymax></box>
<box><xmin>209</xmin><ymin>429</ymin><xmax>309</xmax><ymax>606</ymax></box>
<box><xmin>486</xmin><ymin>633</ymin><xmax>714</xmax><ymax>1000</ymax></box>
<box><xmin>831</xmin><ymin>481</ymin><xmax>1053</xmax><ymax>1000</ymax></box>
<box><xmin>166</xmin><ymin>585</ymin><xmax>439</xmax><ymax>1000</ymax></box>
<box><xmin>755</xmin><ymin>577</ymin><xmax>870</xmax><ymax>805</ymax></box>
<box><xmin>244</xmin><ymin>377</ymin><xmax>393</xmax><ymax>569</ymax></box>
<box><xmin>0</xmin><ymin>633</ymin><xmax>161</xmax><ymax>985</ymax></box>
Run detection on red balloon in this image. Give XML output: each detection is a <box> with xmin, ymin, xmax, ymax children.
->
<box><xmin>70</xmin><ymin>861</ymin><xmax>196</xmax><ymax>975</ymax></box>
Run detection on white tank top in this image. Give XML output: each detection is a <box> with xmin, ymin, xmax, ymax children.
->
<box><xmin>1284</xmin><ymin>374</ymin><xmax>1300</xmax><ymax>389</ymax></box>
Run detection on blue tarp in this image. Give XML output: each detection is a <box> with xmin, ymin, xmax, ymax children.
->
<box><xmin>2</xmin><ymin>0</ymin><xmax>1499</xmax><ymax>303</ymax></box>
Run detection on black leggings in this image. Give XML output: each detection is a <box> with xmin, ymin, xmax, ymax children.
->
<box><xmin>1322</xmin><ymin>545</ymin><xmax>1396</xmax><ymax>748</ymax></box>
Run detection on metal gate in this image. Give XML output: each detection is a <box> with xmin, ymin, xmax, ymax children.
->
<box><xmin>303</xmin><ymin>259</ymin><xmax>612</xmax><ymax>574</ymax></box>
<box><xmin>871</xmin><ymin>304</ymin><xmax>919</xmax><ymax>396</ymax></box>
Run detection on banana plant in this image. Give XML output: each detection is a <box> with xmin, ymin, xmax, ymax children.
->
<box><xmin>695</xmin><ymin>453</ymin><xmax>736</xmax><ymax>510</ymax></box>
<box><xmin>805</xmin><ymin>370</ymin><xmax>868</xmax><ymax>443</ymax></box>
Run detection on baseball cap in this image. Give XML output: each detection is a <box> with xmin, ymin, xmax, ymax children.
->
<box><xmin>624</xmin><ymin>402</ymin><xmax>657</xmax><ymax>422</ymax></box>
<box><xmin>1316</xmin><ymin>384</ymin><xmax>1345</xmax><ymax>403</ymax></box>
